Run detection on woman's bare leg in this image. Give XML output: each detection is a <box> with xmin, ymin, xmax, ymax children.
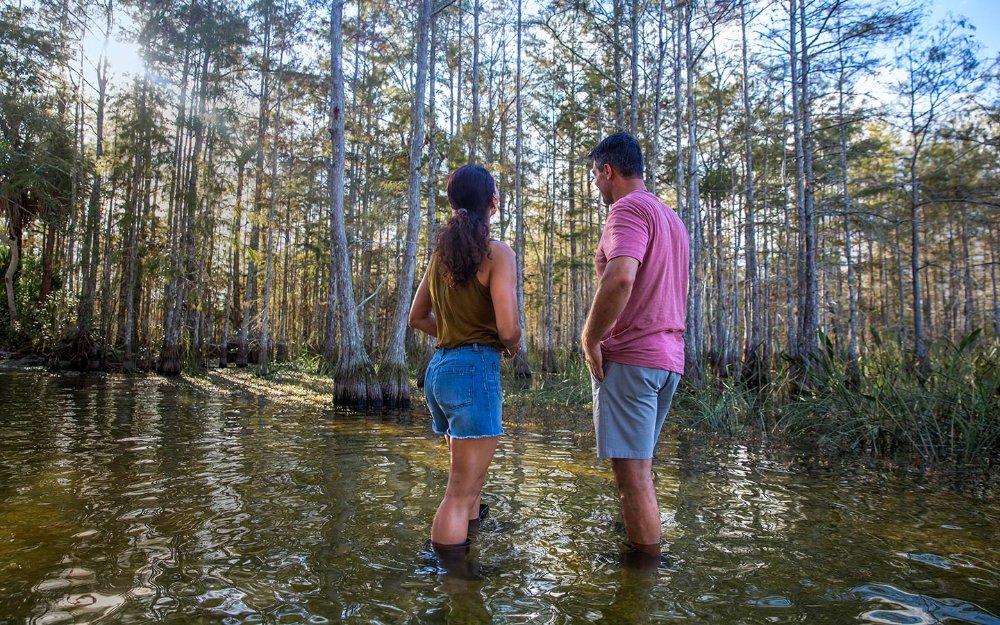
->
<box><xmin>432</xmin><ymin>436</ymin><xmax>499</xmax><ymax>545</ymax></box>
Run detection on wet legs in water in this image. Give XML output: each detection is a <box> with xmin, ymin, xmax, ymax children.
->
<box><xmin>611</xmin><ymin>458</ymin><xmax>661</xmax><ymax>555</ymax></box>
<box><xmin>432</xmin><ymin>435</ymin><xmax>498</xmax><ymax>546</ymax></box>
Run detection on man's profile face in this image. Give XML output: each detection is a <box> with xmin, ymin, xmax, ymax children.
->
<box><xmin>591</xmin><ymin>162</ymin><xmax>613</xmax><ymax>205</ymax></box>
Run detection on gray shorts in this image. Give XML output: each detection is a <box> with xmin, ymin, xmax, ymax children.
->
<box><xmin>592</xmin><ymin>361</ymin><xmax>681</xmax><ymax>459</ymax></box>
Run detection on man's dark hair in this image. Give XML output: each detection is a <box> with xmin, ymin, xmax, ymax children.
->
<box><xmin>588</xmin><ymin>132</ymin><xmax>644</xmax><ymax>178</ymax></box>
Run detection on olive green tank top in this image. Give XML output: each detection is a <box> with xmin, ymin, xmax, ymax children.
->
<box><xmin>428</xmin><ymin>252</ymin><xmax>504</xmax><ymax>350</ymax></box>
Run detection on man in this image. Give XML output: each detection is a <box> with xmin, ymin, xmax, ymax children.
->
<box><xmin>582</xmin><ymin>132</ymin><xmax>689</xmax><ymax>557</ymax></box>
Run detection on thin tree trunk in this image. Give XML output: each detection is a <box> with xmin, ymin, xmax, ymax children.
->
<box><xmin>1</xmin><ymin>230</ymin><xmax>16</xmax><ymax>324</ymax></box>
<box><xmin>739</xmin><ymin>0</ymin><xmax>763</xmax><ymax>388</ymax></box>
<box><xmin>836</xmin><ymin>18</ymin><xmax>859</xmax><ymax>383</ymax></box>
<box><xmin>798</xmin><ymin>0</ymin><xmax>818</xmax><ymax>369</ymax></box>
<box><xmin>613</xmin><ymin>0</ymin><xmax>625</xmax><ymax>129</ymax></box>
<box><xmin>379</xmin><ymin>0</ymin><xmax>432</xmax><ymax>407</ymax></box>
<box><xmin>991</xmin><ymin>222</ymin><xmax>1000</xmax><ymax>339</ymax></box>
<box><xmin>241</xmin><ymin>3</ymin><xmax>273</xmax><ymax>367</ymax></box>
<box><xmin>512</xmin><ymin>0</ymin><xmax>531</xmax><ymax>380</ymax></box>
<box><xmin>417</xmin><ymin>16</ymin><xmax>440</xmax><ymax>388</ymax></box>
<box><xmin>470</xmin><ymin>0</ymin><xmax>480</xmax><ymax>159</ymax></box>
<box><xmin>650</xmin><ymin>0</ymin><xmax>667</xmax><ymax>193</ymax></box>
<box><xmin>630</xmin><ymin>0</ymin><xmax>639</xmax><ymax>135</ymax></box>
<box><xmin>543</xmin><ymin>113</ymin><xmax>556</xmax><ymax>372</ymax></box>
<box><xmin>77</xmin><ymin>53</ymin><xmax>109</xmax><ymax>332</ymax></box>
<box><xmin>260</xmin><ymin>6</ymin><xmax>287</xmax><ymax>377</ymax></box>
<box><xmin>683</xmin><ymin>0</ymin><xmax>704</xmax><ymax>387</ymax></box>
<box><xmin>960</xmin><ymin>211</ymin><xmax>974</xmax><ymax>336</ymax></box>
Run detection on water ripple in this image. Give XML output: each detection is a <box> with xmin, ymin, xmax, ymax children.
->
<box><xmin>1</xmin><ymin>372</ymin><xmax>999</xmax><ymax>624</ymax></box>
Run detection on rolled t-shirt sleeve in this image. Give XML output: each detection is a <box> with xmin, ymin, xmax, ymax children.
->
<box><xmin>603</xmin><ymin>200</ymin><xmax>649</xmax><ymax>265</ymax></box>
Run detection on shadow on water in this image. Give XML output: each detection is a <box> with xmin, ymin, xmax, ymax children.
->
<box><xmin>0</xmin><ymin>371</ymin><xmax>999</xmax><ymax>624</ymax></box>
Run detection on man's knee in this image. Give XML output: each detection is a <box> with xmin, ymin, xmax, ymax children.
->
<box><xmin>611</xmin><ymin>458</ymin><xmax>653</xmax><ymax>491</ymax></box>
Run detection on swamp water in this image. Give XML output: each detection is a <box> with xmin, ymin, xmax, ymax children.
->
<box><xmin>0</xmin><ymin>371</ymin><xmax>998</xmax><ymax>624</ymax></box>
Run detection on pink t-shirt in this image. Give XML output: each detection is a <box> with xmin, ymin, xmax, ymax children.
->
<box><xmin>595</xmin><ymin>189</ymin><xmax>689</xmax><ymax>374</ymax></box>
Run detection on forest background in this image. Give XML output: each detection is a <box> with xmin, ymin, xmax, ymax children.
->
<box><xmin>1</xmin><ymin>0</ymin><xmax>998</xmax><ymax>466</ymax></box>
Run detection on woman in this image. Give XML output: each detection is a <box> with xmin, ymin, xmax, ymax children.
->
<box><xmin>408</xmin><ymin>164</ymin><xmax>521</xmax><ymax>550</ymax></box>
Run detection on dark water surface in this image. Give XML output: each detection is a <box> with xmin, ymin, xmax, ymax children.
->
<box><xmin>1</xmin><ymin>371</ymin><xmax>998</xmax><ymax>624</ymax></box>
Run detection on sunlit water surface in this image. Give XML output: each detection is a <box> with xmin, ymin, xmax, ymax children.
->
<box><xmin>1</xmin><ymin>371</ymin><xmax>998</xmax><ymax>624</ymax></box>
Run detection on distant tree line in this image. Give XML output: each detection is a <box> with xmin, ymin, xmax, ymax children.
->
<box><xmin>1</xmin><ymin>0</ymin><xmax>998</xmax><ymax>409</ymax></box>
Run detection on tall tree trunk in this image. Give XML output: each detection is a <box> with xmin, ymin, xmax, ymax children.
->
<box><xmin>122</xmin><ymin>82</ymin><xmax>147</xmax><ymax>366</ymax></box>
<box><xmin>649</xmin><ymin>0</ymin><xmax>667</xmax><ymax>193</ymax></box>
<box><xmin>543</xmin><ymin>114</ymin><xmax>557</xmax><ymax>372</ymax></box>
<box><xmin>630</xmin><ymin>0</ymin><xmax>639</xmax><ymax>135</ymax></box>
<box><xmin>960</xmin><ymin>211</ymin><xmax>974</xmax><ymax>336</ymax></box>
<box><xmin>673</xmin><ymin>3</ymin><xmax>684</xmax><ymax>221</ymax></box>
<box><xmin>739</xmin><ymin>0</ymin><xmax>763</xmax><ymax>388</ymax></box>
<box><xmin>613</xmin><ymin>0</ymin><xmax>625</xmax><ymax>129</ymax></box>
<box><xmin>77</xmin><ymin>53</ymin><xmax>109</xmax><ymax>333</ymax></box>
<box><xmin>836</xmin><ymin>18</ymin><xmax>859</xmax><ymax>384</ymax></box>
<box><xmin>329</xmin><ymin>0</ymin><xmax>380</xmax><ymax>408</ymax></box>
<box><xmin>160</xmin><ymin>12</ymin><xmax>212</xmax><ymax>374</ymax></box>
<box><xmin>470</xmin><ymin>0</ymin><xmax>480</xmax><ymax>160</ymax></box>
<box><xmin>39</xmin><ymin>222</ymin><xmax>56</xmax><ymax>301</ymax></box>
<box><xmin>1</xmin><ymin>229</ymin><xmax>16</xmax><ymax>325</ymax></box>
<box><xmin>797</xmin><ymin>0</ymin><xmax>819</xmax><ymax>370</ymax></box>
<box><xmin>241</xmin><ymin>2</ymin><xmax>273</xmax><ymax>367</ymax></box>
<box><xmin>221</xmin><ymin>160</ymin><xmax>246</xmax><ymax>367</ymax></box>
<box><xmin>260</xmin><ymin>7</ymin><xmax>287</xmax><ymax>377</ymax></box>
<box><xmin>158</xmin><ymin>0</ymin><xmax>199</xmax><ymax>374</ymax></box>
<box><xmin>683</xmin><ymin>1</ymin><xmax>704</xmax><ymax>387</ymax></box>
<box><xmin>379</xmin><ymin>0</ymin><xmax>432</xmax><ymax>408</ymax></box>
<box><xmin>991</xmin><ymin>222</ymin><xmax>999</xmax><ymax>339</ymax></box>
<box><xmin>417</xmin><ymin>16</ymin><xmax>440</xmax><ymax>388</ymax></box>
<box><xmin>908</xmin><ymin>137</ymin><xmax>927</xmax><ymax>371</ymax></box>
<box><xmin>512</xmin><ymin>0</ymin><xmax>531</xmax><ymax>380</ymax></box>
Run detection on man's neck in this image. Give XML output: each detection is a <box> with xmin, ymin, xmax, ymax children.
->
<box><xmin>611</xmin><ymin>178</ymin><xmax>647</xmax><ymax>203</ymax></box>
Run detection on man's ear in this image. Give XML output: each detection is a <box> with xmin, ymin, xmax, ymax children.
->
<box><xmin>602</xmin><ymin>163</ymin><xmax>614</xmax><ymax>179</ymax></box>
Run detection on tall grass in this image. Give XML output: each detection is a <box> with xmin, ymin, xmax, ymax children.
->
<box><xmin>497</xmin><ymin>334</ymin><xmax>1000</xmax><ymax>467</ymax></box>
<box><xmin>778</xmin><ymin>331</ymin><xmax>1000</xmax><ymax>466</ymax></box>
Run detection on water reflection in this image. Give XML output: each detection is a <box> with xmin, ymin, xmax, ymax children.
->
<box><xmin>1</xmin><ymin>371</ymin><xmax>999</xmax><ymax>624</ymax></box>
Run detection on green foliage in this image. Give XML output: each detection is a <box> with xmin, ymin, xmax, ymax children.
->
<box><xmin>777</xmin><ymin>332</ymin><xmax>1000</xmax><ymax>466</ymax></box>
<box><xmin>511</xmin><ymin>354</ymin><xmax>591</xmax><ymax>407</ymax></box>
<box><xmin>0</xmin><ymin>248</ymin><xmax>60</xmax><ymax>351</ymax></box>
<box><xmin>497</xmin><ymin>339</ymin><xmax>1000</xmax><ymax>468</ymax></box>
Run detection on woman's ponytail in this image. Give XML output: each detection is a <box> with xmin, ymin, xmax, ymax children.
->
<box><xmin>436</xmin><ymin>165</ymin><xmax>495</xmax><ymax>287</ymax></box>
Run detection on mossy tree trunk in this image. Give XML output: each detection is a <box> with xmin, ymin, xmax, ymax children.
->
<box><xmin>329</xmin><ymin>0</ymin><xmax>379</xmax><ymax>409</ymax></box>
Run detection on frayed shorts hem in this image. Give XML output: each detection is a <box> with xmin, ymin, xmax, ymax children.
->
<box><xmin>433</xmin><ymin>428</ymin><xmax>504</xmax><ymax>439</ymax></box>
<box><xmin>431</xmin><ymin>428</ymin><xmax>504</xmax><ymax>441</ymax></box>
<box><xmin>598</xmin><ymin>449</ymin><xmax>654</xmax><ymax>460</ymax></box>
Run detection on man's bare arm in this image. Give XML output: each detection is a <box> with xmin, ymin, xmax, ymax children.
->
<box><xmin>581</xmin><ymin>256</ymin><xmax>638</xmax><ymax>381</ymax></box>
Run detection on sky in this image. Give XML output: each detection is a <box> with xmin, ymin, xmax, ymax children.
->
<box><xmin>928</xmin><ymin>0</ymin><xmax>1000</xmax><ymax>59</ymax></box>
<box><xmin>82</xmin><ymin>0</ymin><xmax>1000</xmax><ymax>95</ymax></box>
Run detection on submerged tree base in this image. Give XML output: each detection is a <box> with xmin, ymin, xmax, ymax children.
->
<box><xmin>378</xmin><ymin>361</ymin><xmax>411</xmax><ymax>409</ymax></box>
<box><xmin>334</xmin><ymin>362</ymin><xmax>382</xmax><ymax>410</ymax></box>
<box><xmin>158</xmin><ymin>344</ymin><xmax>182</xmax><ymax>376</ymax></box>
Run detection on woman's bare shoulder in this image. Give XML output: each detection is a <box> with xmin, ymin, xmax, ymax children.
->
<box><xmin>488</xmin><ymin>239</ymin><xmax>515</xmax><ymax>260</ymax></box>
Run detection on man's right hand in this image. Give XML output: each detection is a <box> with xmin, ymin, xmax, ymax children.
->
<box><xmin>582</xmin><ymin>336</ymin><xmax>604</xmax><ymax>382</ymax></box>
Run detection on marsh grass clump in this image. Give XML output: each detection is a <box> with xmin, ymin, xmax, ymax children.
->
<box><xmin>507</xmin><ymin>354</ymin><xmax>592</xmax><ymax>407</ymax></box>
<box><xmin>776</xmin><ymin>331</ymin><xmax>1000</xmax><ymax>467</ymax></box>
<box><xmin>496</xmin><ymin>335</ymin><xmax>1000</xmax><ymax>469</ymax></box>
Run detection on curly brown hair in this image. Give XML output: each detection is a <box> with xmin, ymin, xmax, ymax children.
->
<box><xmin>435</xmin><ymin>164</ymin><xmax>495</xmax><ymax>287</ymax></box>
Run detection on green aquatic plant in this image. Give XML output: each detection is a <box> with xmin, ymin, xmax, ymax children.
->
<box><xmin>776</xmin><ymin>331</ymin><xmax>1000</xmax><ymax>466</ymax></box>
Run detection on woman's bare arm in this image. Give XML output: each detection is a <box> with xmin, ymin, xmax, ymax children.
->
<box><xmin>489</xmin><ymin>241</ymin><xmax>521</xmax><ymax>353</ymax></box>
<box><xmin>408</xmin><ymin>268</ymin><xmax>437</xmax><ymax>337</ymax></box>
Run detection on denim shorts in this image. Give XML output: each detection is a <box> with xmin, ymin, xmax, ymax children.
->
<box><xmin>592</xmin><ymin>361</ymin><xmax>681</xmax><ymax>459</ymax></box>
<box><xmin>425</xmin><ymin>344</ymin><xmax>504</xmax><ymax>439</ymax></box>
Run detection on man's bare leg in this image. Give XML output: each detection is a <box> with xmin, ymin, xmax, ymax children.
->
<box><xmin>611</xmin><ymin>458</ymin><xmax>660</xmax><ymax>553</ymax></box>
